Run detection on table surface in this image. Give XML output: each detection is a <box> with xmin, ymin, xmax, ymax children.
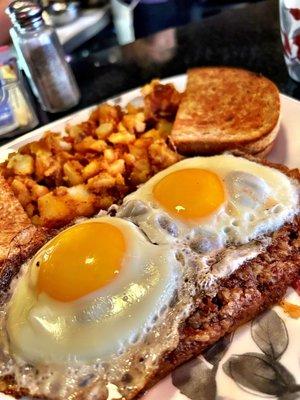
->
<box><xmin>9</xmin><ymin>0</ymin><xmax>300</xmax><ymax>135</ymax></box>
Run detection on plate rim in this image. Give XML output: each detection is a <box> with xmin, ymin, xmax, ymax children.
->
<box><xmin>1</xmin><ymin>73</ymin><xmax>298</xmax><ymax>153</ymax></box>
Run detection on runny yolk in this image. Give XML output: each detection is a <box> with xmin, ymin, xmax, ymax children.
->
<box><xmin>36</xmin><ymin>222</ymin><xmax>125</xmax><ymax>302</ymax></box>
<box><xmin>153</xmin><ymin>168</ymin><xmax>225</xmax><ymax>221</ymax></box>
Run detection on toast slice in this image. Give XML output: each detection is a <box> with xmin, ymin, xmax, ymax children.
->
<box><xmin>171</xmin><ymin>67</ymin><xmax>280</xmax><ymax>156</ymax></box>
<box><xmin>0</xmin><ymin>174</ymin><xmax>47</xmax><ymax>291</ymax></box>
<box><xmin>0</xmin><ymin>156</ymin><xmax>299</xmax><ymax>400</ymax></box>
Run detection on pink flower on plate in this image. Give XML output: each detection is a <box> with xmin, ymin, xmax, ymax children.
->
<box><xmin>283</xmin><ymin>31</ymin><xmax>292</xmax><ymax>56</ymax></box>
<box><xmin>293</xmin><ymin>33</ymin><xmax>300</xmax><ymax>60</ymax></box>
<box><xmin>289</xmin><ymin>8</ymin><xmax>300</xmax><ymax>20</ymax></box>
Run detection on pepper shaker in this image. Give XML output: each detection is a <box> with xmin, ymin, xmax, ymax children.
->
<box><xmin>6</xmin><ymin>0</ymin><xmax>80</xmax><ymax>113</ymax></box>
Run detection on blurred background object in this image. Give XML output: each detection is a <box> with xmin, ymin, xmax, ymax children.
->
<box><xmin>279</xmin><ymin>0</ymin><xmax>300</xmax><ymax>82</ymax></box>
<box><xmin>0</xmin><ymin>46</ymin><xmax>37</xmax><ymax>138</ymax></box>
<box><xmin>0</xmin><ymin>0</ymin><xmax>12</xmax><ymax>45</ymax></box>
<box><xmin>0</xmin><ymin>0</ymin><xmax>267</xmax><ymax>139</ymax></box>
<box><xmin>7</xmin><ymin>0</ymin><xmax>80</xmax><ymax>112</ymax></box>
<box><xmin>46</xmin><ymin>1</ymin><xmax>80</xmax><ymax>26</ymax></box>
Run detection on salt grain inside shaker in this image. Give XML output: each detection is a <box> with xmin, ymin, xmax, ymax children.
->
<box><xmin>6</xmin><ymin>0</ymin><xmax>80</xmax><ymax>113</ymax></box>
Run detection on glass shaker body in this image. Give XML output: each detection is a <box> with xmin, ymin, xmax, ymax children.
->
<box><xmin>10</xmin><ymin>24</ymin><xmax>80</xmax><ymax>113</ymax></box>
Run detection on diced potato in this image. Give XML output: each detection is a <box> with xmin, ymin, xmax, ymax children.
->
<box><xmin>148</xmin><ymin>141</ymin><xmax>182</xmax><ymax>170</ymax></box>
<box><xmin>95</xmin><ymin>122</ymin><xmax>114</xmax><ymax>139</ymax></box>
<box><xmin>142</xmin><ymin>129</ymin><xmax>160</xmax><ymax>140</ymax></box>
<box><xmin>123</xmin><ymin>153</ymin><xmax>135</xmax><ymax>166</ymax></box>
<box><xmin>82</xmin><ymin>159</ymin><xmax>103</xmax><ymax>180</ymax></box>
<box><xmin>7</xmin><ymin>154</ymin><xmax>34</xmax><ymax>175</ymax></box>
<box><xmin>122</xmin><ymin>112</ymin><xmax>145</xmax><ymax>134</ymax></box>
<box><xmin>126</xmin><ymin>103</ymin><xmax>139</xmax><ymax>115</ymax></box>
<box><xmin>94</xmin><ymin>195</ymin><xmax>115</xmax><ymax>210</ymax></box>
<box><xmin>122</xmin><ymin>114</ymin><xmax>136</xmax><ymax>134</ymax></box>
<box><xmin>87</xmin><ymin>172</ymin><xmax>116</xmax><ymax>193</ymax></box>
<box><xmin>103</xmin><ymin>148</ymin><xmax>117</xmax><ymax>163</ymax></box>
<box><xmin>74</xmin><ymin>137</ymin><xmax>107</xmax><ymax>153</ymax></box>
<box><xmin>115</xmin><ymin>173</ymin><xmax>125</xmax><ymax>187</ymax></box>
<box><xmin>43</xmin><ymin>159</ymin><xmax>63</xmax><ymax>185</ymax></box>
<box><xmin>96</xmin><ymin>104</ymin><xmax>122</xmax><ymax>124</ymax></box>
<box><xmin>30</xmin><ymin>183</ymin><xmax>49</xmax><ymax>200</ymax></box>
<box><xmin>90</xmin><ymin>139</ymin><xmax>107</xmax><ymax>153</ymax></box>
<box><xmin>130</xmin><ymin>158</ymin><xmax>151</xmax><ymax>185</ymax></box>
<box><xmin>66</xmin><ymin>124</ymin><xmax>84</xmax><ymax>140</ymax></box>
<box><xmin>58</xmin><ymin>139</ymin><xmax>72</xmax><ymax>151</ymax></box>
<box><xmin>35</xmin><ymin>149</ymin><xmax>53</xmax><ymax>180</ymax></box>
<box><xmin>38</xmin><ymin>192</ymin><xmax>72</xmax><ymax>226</ymax></box>
<box><xmin>66</xmin><ymin>185</ymin><xmax>95</xmax><ymax>216</ymax></box>
<box><xmin>141</xmin><ymin>79</ymin><xmax>160</xmax><ymax>96</ymax></box>
<box><xmin>63</xmin><ymin>160</ymin><xmax>84</xmax><ymax>186</ymax></box>
<box><xmin>107</xmin><ymin>159</ymin><xmax>125</xmax><ymax>176</ymax></box>
<box><xmin>11</xmin><ymin>178</ymin><xmax>31</xmax><ymax>206</ymax></box>
<box><xmin>108</xmin><ymin>132</ymin><xmax>135</xmax><ymax>145</ymax></box>
<box><xmin>135</xmin><ymin>112</ymin><xmax>146</xmax><ymax>133</ymax></box>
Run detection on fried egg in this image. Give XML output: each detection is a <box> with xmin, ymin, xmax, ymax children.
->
<box><xmin>117</xmin><ymin>154</ymin><xmax>299</xmax><ymax>248</ymax></box>
<box><xmin>0</xmin><ymin>217</ymin><xmax>199</xmax><ymax>399</ymax></box>
<box><xmin>6</xmin><ymin>217</ymin><xmax>183</xmax><ymax>364</ymax></box>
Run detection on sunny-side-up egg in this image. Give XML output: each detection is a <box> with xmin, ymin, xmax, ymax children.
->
<box><xmin>116</xmin><ymin>154</ymin><xmax>299</xmax><ymax>280</ymax></box>
<box><xmin>0</xmin><ymin>217</ymin><xmax>197</xmax><ymax>400</ymax></box>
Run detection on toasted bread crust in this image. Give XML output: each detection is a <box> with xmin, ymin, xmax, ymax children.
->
<box><xmin>171</xmin><ymin>67</ymin><xmax>280</xmax><ymax>155</ymax></box>
<box><xmin>0</xmin><ymin>174</ymin><xmax>48</xmax><ymax>292</ymax></box>
<box><xmin>0</xmin><ymin>155</ymin><xmax>299</xmax><ymax>400</ymax></box>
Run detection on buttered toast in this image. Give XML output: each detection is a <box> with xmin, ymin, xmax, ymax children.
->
<box><xmin>171</xmin><ymin>67</ymin><xmax>280</xmax><ymax>156</ymax></box>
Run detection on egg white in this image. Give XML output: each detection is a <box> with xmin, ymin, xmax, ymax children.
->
<box><xmin>6</xmin><ymin>217</ymin><xmax>182</xmax><ymax>365</ymax></box>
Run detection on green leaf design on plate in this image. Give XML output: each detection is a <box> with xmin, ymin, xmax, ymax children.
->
<box><xmin>203</xmin><ymin>334</ymin><xmax>233</xmax><ymax>366</ymax></box>
<box><xmin>172</xmin><ymin>357</ymin><xmax>217</xmax><ymax>400</ymax></box>
<box><xmin>223</xmin><ymin>352</ymin><xmax>296</xmax><ymax>396</ymax></box>
<box><xmin>251</xmin><ymin>310</ymin><xmax>288</xmax><ymax>360</ymax></box>
<box><xmin>172</xmin><ymin>335</ymin><xmax>233</xmax><ymax>400</ymax></box>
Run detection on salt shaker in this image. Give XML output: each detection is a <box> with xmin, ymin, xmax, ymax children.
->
<box><xmin>6</xmin><ymin>0</ymin><xmax>80</xmax><ymax>113</ymax></box>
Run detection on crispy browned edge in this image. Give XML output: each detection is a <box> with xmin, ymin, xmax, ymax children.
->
<box><xmin>0</xmin><ymin>153</ymin><xmax>299</xmax><ymax>400</ymax></box>
<box><xmin>0</xmin><ymin>174</ymin><xmax>50</xmax><ymax>292</ymax></box>
<box><xmin>171</xmin><ymin>67</ymin><xmax>280</xmax><ymax>156</ymax></box>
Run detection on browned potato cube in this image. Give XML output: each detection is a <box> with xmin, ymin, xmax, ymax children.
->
<box><xmin>7</xmin><ymin>154</ymin><xmax>34</xmax><ymax>175</ymax></box>
<box><xmin>63</xmin><ymin>160</ymin><xmax>84</xmax><ymax>186</ymax></box>
<box><xmin>82</xmin><ymin>159</ymin><xmax>103</xmax><ymax>180</ymax></box>
<box><xmin>95</xmin><ymin>104</ymin><xmax>122</xmax><ymax>124</ymax></box>
<box><xmin>148</xmin><ymin>141</ymin><xmax>181</xmax><ymax>170</ymax></box>
<box><xmin>74</xmin><ymin>137</ymin><xmax>107</xmax><ymax>153</ymax></box>
<box><xmin>30</xmin><ymin>183</ymin><xmax>49</xmax><ymax>200</ymax></box>
<box><xmin>66</xmin><ymin>185</ymin><xmax>95</xmax><ymax>216</ymax></box>
<box><xmin>11</xmin><ymin>178</ymin><xmax>32</xmax><ymax>206</ymax></box>
<box><xmin>87</xmin><ymin>172</ymin><xmax>116</xmax><ymax>193</ymax></box>
<box><xmin>38</xmin><ymin>192</ymin><xmax>72</xmax><ymax>226</ymax></box>
<box><xmin>108</xmin><ymin>132</ymin><xmax>135</xmax><ymax>145</ymax></box>
<box><xmin>107</xmin><ymin>159</ymin><xmax>125</xmax><ymax>176</ymax></box>
<box><xmin>95</xmin><ymin>122</ymin><xmax>114</xmax><ymax>140</ymax></box>
<box><xmin>103</xmin><ymin>148</ymin><xmax>117</xmax><ymax>163</ymax></box>
<box><xmin>94</xmin><ymin>195</ymin><xmax>115</xmax><ymax>210</ymax></box>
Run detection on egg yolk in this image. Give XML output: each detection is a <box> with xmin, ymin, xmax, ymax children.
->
<box><xmin>153</xmin><ymin>168</ymin><xmax>225</xmax><ymax>221</ymax></box>
<box><xmin>36</xmin><ymin>222</ymin><xmax>125</xmax><ymax>302</ymax></box>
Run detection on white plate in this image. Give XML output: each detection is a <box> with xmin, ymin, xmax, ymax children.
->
<box><xmin>0</xmin><ymin>75</ymin><xmax>299</xmax><ymax>400</ymax></box>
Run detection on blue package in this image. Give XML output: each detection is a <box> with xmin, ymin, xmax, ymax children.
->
<box><xmin>0</xmin><ymin>84</ymin><xmax>14</xmax><ymax>127</ymax></box>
